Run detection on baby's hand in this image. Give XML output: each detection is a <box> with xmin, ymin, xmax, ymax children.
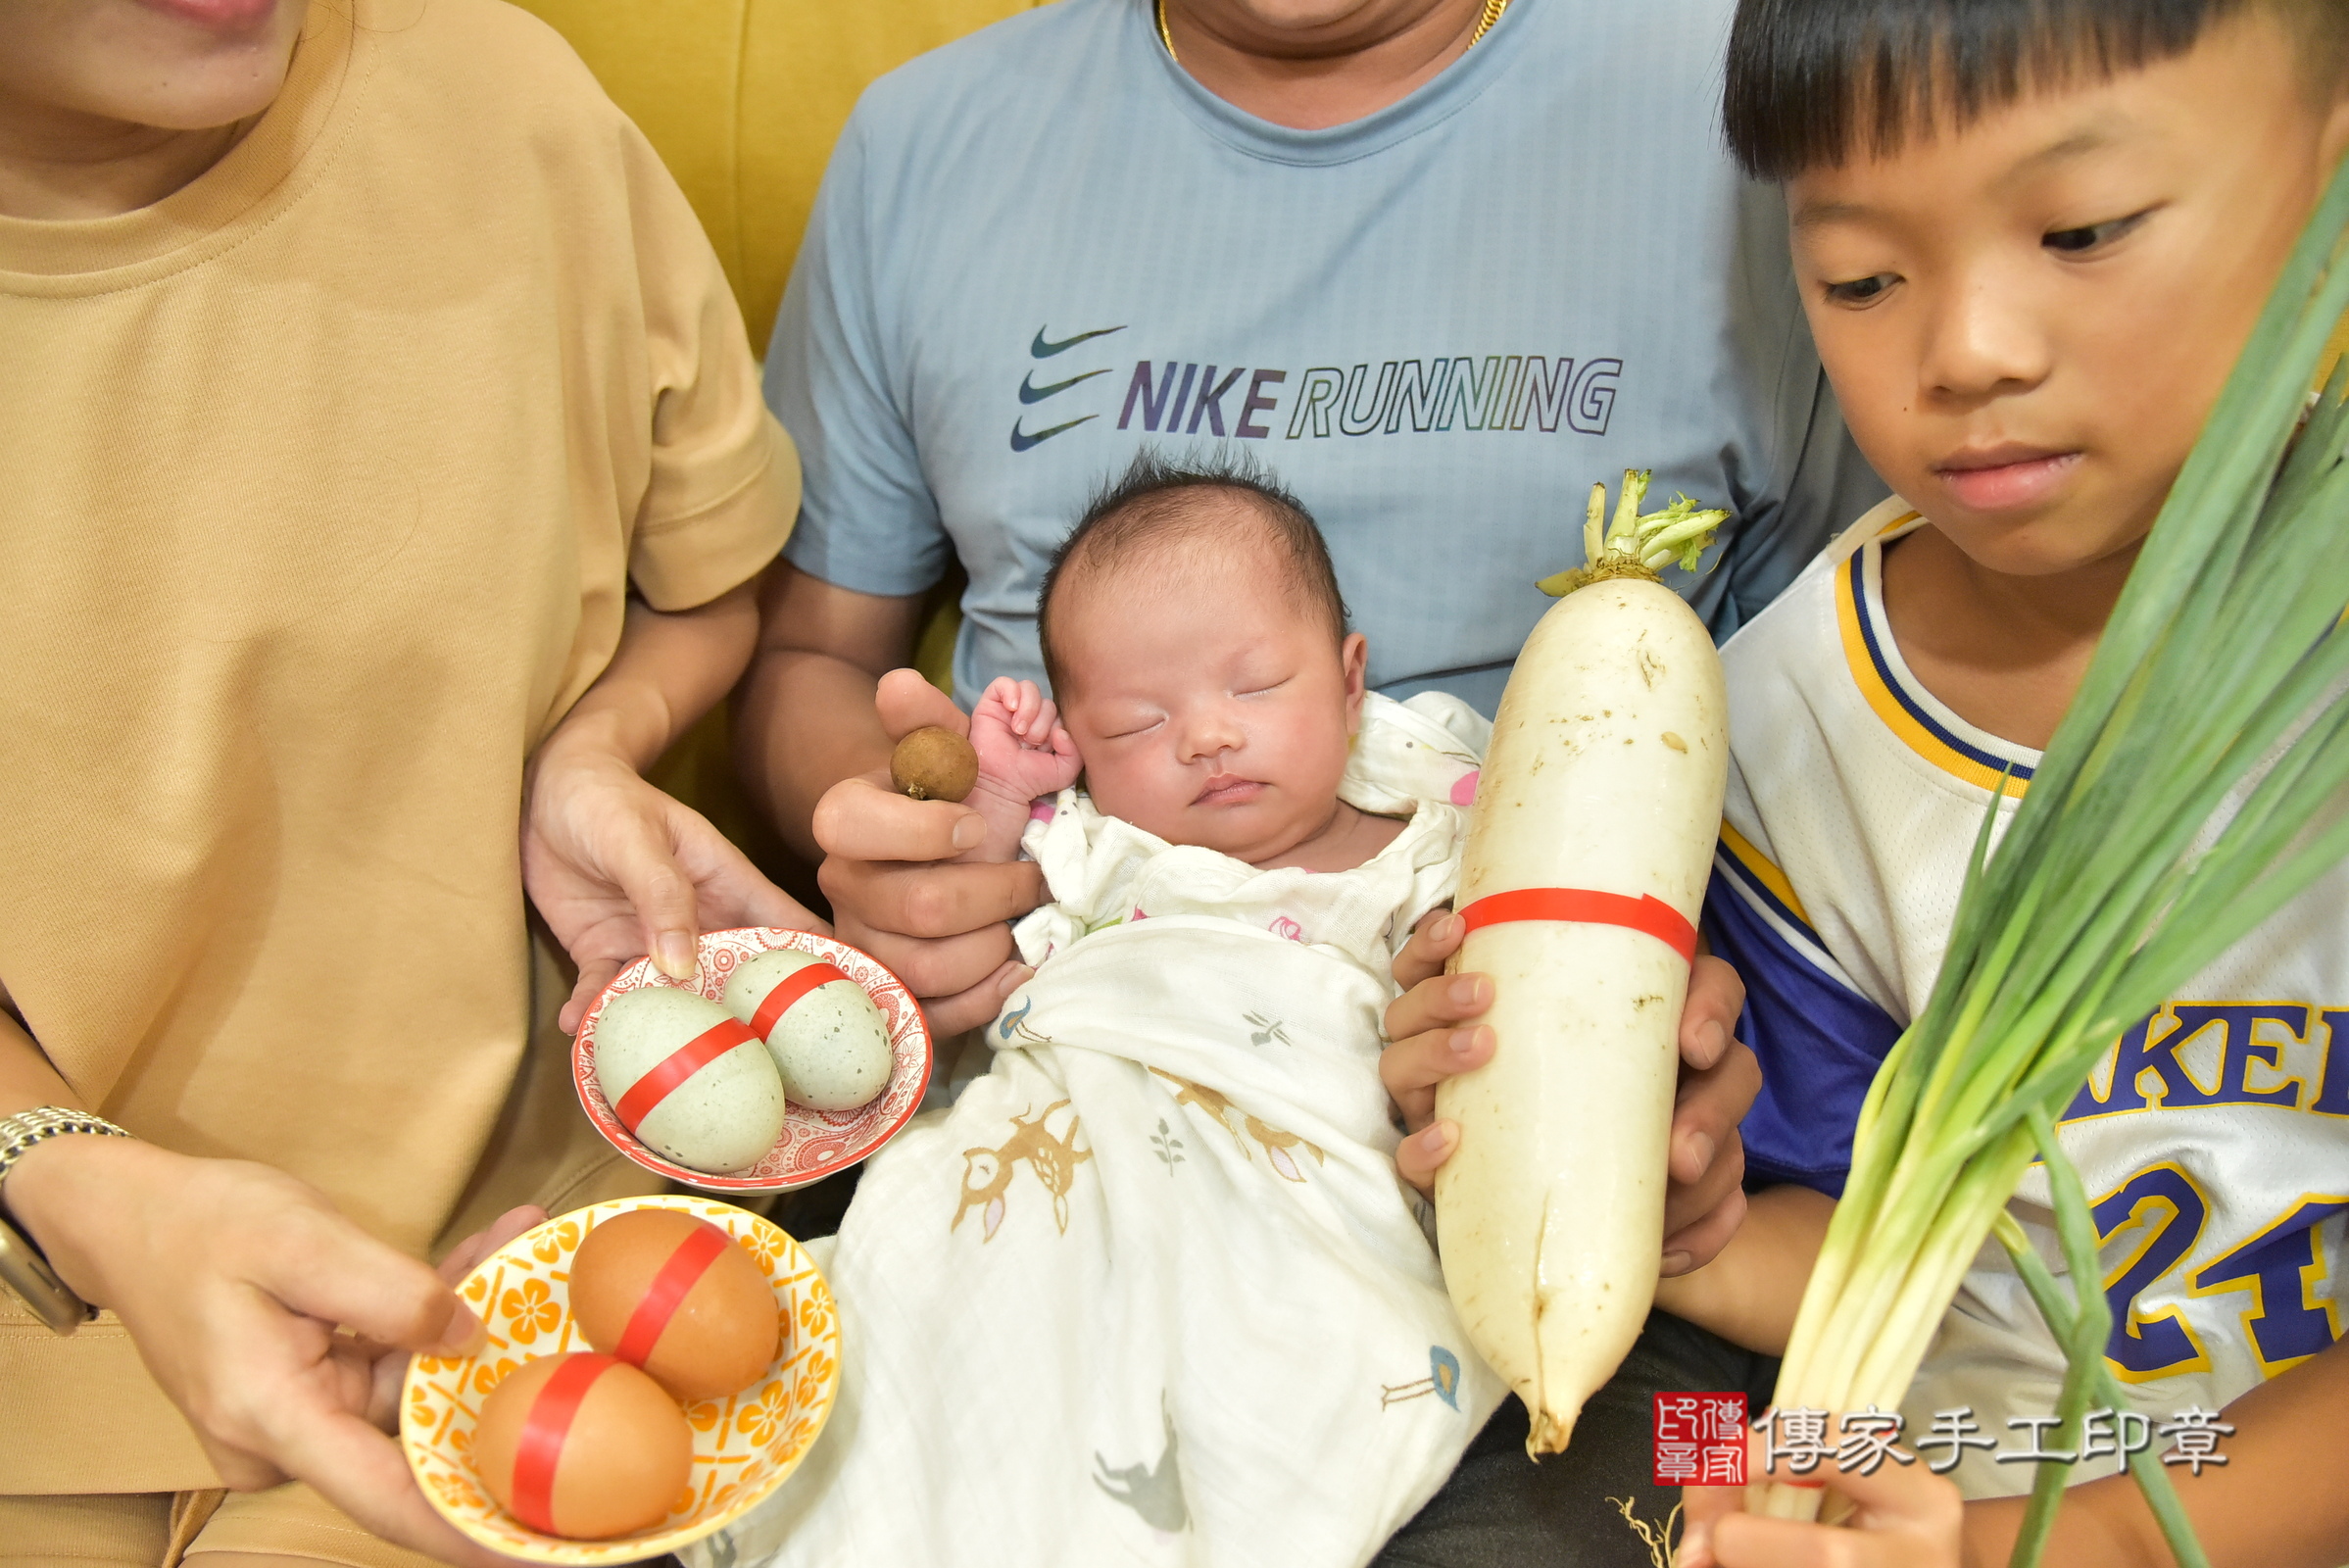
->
<box><xmin>962</xmin><ymin>677</ymin><xmax>1083</xmax><ymax>863</ymax></box>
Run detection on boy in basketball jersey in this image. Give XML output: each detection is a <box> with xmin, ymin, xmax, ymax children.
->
<box><xmin>1654</xmin><ymin>1</ymin><xmax>2349</xmax><ymax>1562</ymax></box>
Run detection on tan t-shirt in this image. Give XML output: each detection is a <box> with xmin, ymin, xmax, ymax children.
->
<box><xmin>0</xmin><ymin>0</ymin><xmax>796</xmax><ymax>1491</ymax></box>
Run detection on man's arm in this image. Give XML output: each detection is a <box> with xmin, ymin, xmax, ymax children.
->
<box><xmin>732</xmin><ymin>561</ymin><xmax>921</xmax><ymax>863</ymax></box>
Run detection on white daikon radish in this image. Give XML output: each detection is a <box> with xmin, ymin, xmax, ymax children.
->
<box><xmin>1435</xmin><ymin>470</ymin><xmax>1731</xmax><ymax>1453</ymax></box>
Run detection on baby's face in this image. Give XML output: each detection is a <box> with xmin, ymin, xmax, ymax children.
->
<box><xmin>1051</xmin><ymin>543</ymin><xmax>1366</xmax><ymax>864</ymax></box>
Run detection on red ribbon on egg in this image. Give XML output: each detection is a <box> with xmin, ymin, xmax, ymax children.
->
<box><xmin>612</xmin><ymin>1017</ymin><xmax>762</xmax><ymax>1134</ymax></box>
<box><xmin>748</xmin><ymin>960</ymin><xmax>853</xmax><ymax>1040</ymax></box>
<box><xmin>613</xmin><ymin>1221</ymin><xmax>732</xmax><ymax>1369</ymax></box>
<box><xmin>510</xmin><ymin>1353</ymin><xmax>618</xmax><ymax>1536</ymax></box>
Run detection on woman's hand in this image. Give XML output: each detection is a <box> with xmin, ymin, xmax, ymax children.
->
<box><xmin>1380</xmin><ymin>907</ymin><xmax>1760</xmax><ymax>1273</ymax></box>
<box><xmin>524</xmin><ymin>737</ymin><xmax>826</xmax><ymax>1032</ymax></box>
<box><xmin>811</xmin><ymin>669</ymin><xmax>1050</xmax><ymax>1035</ymax></box>
<box><xmin>1676</xmin><ymin>1432</ymin><xmax>1969</xmax><ymax>1567</ymax></box>
<box><xmin>3</xmin><ymin>1136</ymin><xmax>542</xmax><ymax>1565</ymax></box>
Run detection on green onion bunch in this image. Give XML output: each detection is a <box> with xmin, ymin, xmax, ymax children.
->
<box><xmin>1759</xmin><ymin>158</ymin><xmax>2349</xmax><ymax>1568</ymax></box>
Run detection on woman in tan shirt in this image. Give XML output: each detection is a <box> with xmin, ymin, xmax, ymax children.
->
<box><xmin>0</xmin><ymin>2</ymin><xmax>816</xmax><ymax>1564</ymax></box>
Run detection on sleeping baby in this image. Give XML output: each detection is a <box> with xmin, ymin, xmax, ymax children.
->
<box><xmin>705</xmin><ymin>453</ymin><xmax>1505</xmax><ymax>1568</ymax></box>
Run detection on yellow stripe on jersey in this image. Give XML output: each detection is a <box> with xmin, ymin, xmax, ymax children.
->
<box><xmin>1835</xmin><ymin>536</ymin><xmax>2032</xmax><ymax>800</ymax></box>
<box><xmin>1719</xmin><ymin>820</ymin><xmax>1817</xmax><ymax>932</ymax></box>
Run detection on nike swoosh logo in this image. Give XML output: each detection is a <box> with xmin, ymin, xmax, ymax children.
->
<box><xmin>1009</xmin><ymin>414</ymin><xmax>1098</xmax><ymax>452</ymax></box>
<box><xmin>1032</xmin><ymin>324</ymin><xmax>1125</xmax><ymax>359</ymax></box>
<box><xmin>1019</xmin><ymin>368</ymin><xmax>1110</xmax><ymax>404</ymax></box>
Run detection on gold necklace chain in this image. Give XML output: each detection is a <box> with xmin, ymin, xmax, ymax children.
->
<box><xmin>1155</xmin><ymin>0</ymin><xmax>1513</xmax><ymax>66</ymax></box>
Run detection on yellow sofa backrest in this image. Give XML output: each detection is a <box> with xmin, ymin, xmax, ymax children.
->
<box><xmin>512</xmin><ymin>0</ymin><xmax>1048</xmax><ymax>350</ymax></box>
<box><xmin>506</xmin><ymin>1</ymin><xmax>1037</xmax><ymax>882</ymax></box>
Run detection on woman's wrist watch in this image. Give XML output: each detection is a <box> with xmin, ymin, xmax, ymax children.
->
<box><xmin>0</xmin><ymin>1106</ymin><xmax>131</xmax><ymax>1335</ymax></box>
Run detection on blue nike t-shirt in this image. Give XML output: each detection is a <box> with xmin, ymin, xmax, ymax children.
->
<box><xmin>767</xmin><ymin>0</ymin><xmax>1885</xmax><ymax>713</ymax></box>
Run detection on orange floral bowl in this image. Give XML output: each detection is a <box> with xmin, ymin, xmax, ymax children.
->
<box><xmin>574</xmin><ymin>927</ymin><xmax>932</xmax><ymax>1192</ymax></box>
<box><xmin>402</xmin><ymin>1196</ymin><xmax>840</xmax><ymax>1565</ymax></box>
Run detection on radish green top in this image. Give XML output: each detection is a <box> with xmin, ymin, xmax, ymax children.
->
<box><xmin>1537</xmin><ymin>468</ymin><xmax>1729</xmax><ymax>597</ymax></box>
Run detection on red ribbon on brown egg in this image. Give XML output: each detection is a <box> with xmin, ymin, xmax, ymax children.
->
<box><xmin>509</xmin><ymin>1353</ymin><xmax>618</xmax><ymax>1536</ymax></box>
<box><xmin>612</xmin><ymin>1221</ymin><xmax>732</xmax><ymax>1369</ymax></box>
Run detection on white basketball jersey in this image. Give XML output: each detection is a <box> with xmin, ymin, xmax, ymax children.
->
<box><xmin>1703</xmin><ymin>499</ymin><xmax>2349</xmax><ymax>1497</ymax></box>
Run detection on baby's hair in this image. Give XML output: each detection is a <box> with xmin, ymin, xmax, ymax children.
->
<box><xmin>1725</xmin><ymin>0</ymin><xmax>2349</xmax><ymax>182</ymax></box>
<box><xmin>1037</xmin><ymin>449</ymin><xmax>1349</xmax><ymax>695</ymax></box>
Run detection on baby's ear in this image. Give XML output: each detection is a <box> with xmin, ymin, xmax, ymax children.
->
<box><xmin>1340</xmin><ymin>633</ymin><xmax>1370</xmax><ymax>729</ymax></box>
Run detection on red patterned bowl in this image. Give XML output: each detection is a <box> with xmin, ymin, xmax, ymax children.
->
<box><xmin>574</xmin><ymin>928</ymin><xmax>930</xmax><ymax>1192</ymax></box>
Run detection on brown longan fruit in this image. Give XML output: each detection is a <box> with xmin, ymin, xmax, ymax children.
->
<box><xmin>890</xmin><ymin>726</ymin><xmax>978</xmax><ymax>803</ymax></box>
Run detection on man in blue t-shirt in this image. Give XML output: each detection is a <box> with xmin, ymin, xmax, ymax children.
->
<box><xmin>736</xmin><ymin>1</ymin><xmax>1871</xmax><ymax>1561</ymax></box>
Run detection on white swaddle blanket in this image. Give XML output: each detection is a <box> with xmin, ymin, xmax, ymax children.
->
<box><xmin>696</xmin><ymin>693</ymin><xmax>1506</xmax><ymax>1568</ymax></box>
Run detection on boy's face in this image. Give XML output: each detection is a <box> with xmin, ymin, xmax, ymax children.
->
<box><xmin>1051</xmin><ymin>521</ymin><xmax>1367</xmax><ymax>865</ymax></box>
<box><xmin>1787</xmin><ymin>12</ymin><xmax>2349</xmax><ymax>579</ymax></box>
<box><xmin>0</xmin><ymin>0</ymin><xmax>306</xmax><ymax>135</ymax></box>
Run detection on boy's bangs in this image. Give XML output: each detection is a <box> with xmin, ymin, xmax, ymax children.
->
<box><xmin>1724</xmin><ymin>0</ymin><xmax>2247</xmax><ymax>180</ymax></box>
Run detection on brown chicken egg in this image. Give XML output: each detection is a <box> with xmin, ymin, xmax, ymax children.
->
<box><xmin>569</xmin><ymin>1208</ymin><xmax>781</xmax><ymax>1403</ymax></box>
<box><xmin>472</xmin><ymin>1351</ymin><xmax>691</xmax><ymax>1541</ymax></box>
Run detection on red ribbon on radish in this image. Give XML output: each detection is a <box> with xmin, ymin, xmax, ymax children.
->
<box><xmin>1456</xmin><ymin>887</ymin><xmax>1697</xmax><ymax>963</ymax></box>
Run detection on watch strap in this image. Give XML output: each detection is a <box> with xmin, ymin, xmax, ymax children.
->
<box><xmin>0</xmin><ymin>1106</ymin><xmax>132</xmax><ymax>1189</ymax></box>
<box><xmin>0</xmin><ymin>1106</ymin><xmax>131</xmax><ymax>1336</ymax></box>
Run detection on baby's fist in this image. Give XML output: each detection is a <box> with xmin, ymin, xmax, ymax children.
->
<box><xmin>961</xmin><ymin>678</ymin><xmax>1082</xmax><ymax>861</ymax></box>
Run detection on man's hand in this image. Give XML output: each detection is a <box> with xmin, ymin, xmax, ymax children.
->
<box><xmin>524</xmin><ymin>740</ymin><xmax>826</xmax><ymax>1032</ymax></box>
<box><xmin>5</xmin><ymin>1138</ymin><xmax>542</xmax><ymax>1566</ymax></box>
<box><xmin>813</xmin><ymin>669</ymin><xmax>1050</xmax><ymax>1035</ymax></box>
<box><xmin>1380</xmin><ymin>907</ymin><xmax>1760</xmax><ymax>1274</ymax></box>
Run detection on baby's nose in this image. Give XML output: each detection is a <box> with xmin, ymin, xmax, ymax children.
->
<box><xmin>1176</xmin><ymin>710</ymin><xmax>1245</xmax><ymax>762</ymax></box>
